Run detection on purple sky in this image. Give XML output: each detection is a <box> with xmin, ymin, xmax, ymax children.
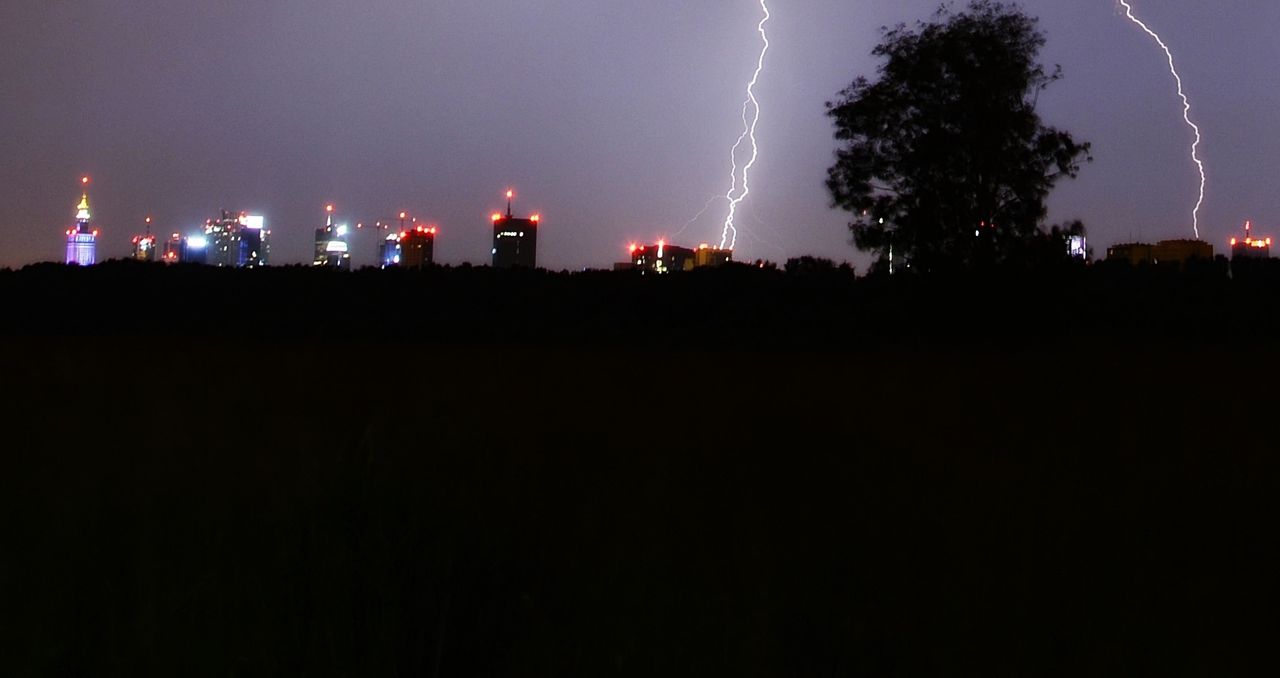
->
<box><xmin>2</xmin><ymin>1</ymin><xmax>1277</xmax><ymax>270</ymax></box>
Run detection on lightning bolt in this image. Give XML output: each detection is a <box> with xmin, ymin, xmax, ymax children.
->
<box><xmin>719</xmin><ymin>0</ymin><xmax>771</xmax><ymax>251</ymax></box>
<box><xmin>1118</xmin><ymin>0</ymin><xmax>1207</xmax><ymax>240</ymax></box>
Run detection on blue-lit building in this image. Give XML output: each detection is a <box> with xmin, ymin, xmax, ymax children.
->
<box><xmin>206</xmin><ymin>211</ymin><xmax>269</xmax><ymax>268</ymax></box>
<box><xmin>181</xmin><ymin>235</ymin><xmax>209</xmax><ymax>265</ymax></box>
<box><xmin>378</xmin><ymin>233</ymin><xmax>401</xmax><ymax>268</ymax></box>
<box><xmin>64</xmin><ymin>190</ymin><xmax>97</xmax><ymax>266</ymax></box>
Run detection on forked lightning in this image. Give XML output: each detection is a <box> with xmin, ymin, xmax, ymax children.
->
<box><xmin>719</xmin><ymin>0</ymin><xmax>771</xmax><ymax>250</ymax></box>
<box><xmin>1117</xmin><ymin>0</ymin><xmax>1207</xmax><ymax>239</ymax></box>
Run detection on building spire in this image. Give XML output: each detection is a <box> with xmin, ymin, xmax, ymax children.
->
<box><xmin>75</xmin><ymin>176</ymin><xmax>91</xmax><ymax>222</ymax></box>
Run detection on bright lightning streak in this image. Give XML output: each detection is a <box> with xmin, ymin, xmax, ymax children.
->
<box><xmin>719</xmin><ymin>0</ymin><xmax>771</xmax><ymax>251</ymax></box>
<box><xmin>1118</xmin><ymin>0</ymin><xmax>1207</xmax><ymax>240</ymax></box>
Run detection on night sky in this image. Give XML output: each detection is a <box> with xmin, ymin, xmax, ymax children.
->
<box><xmin>2</xmin><ymin>1</ymin><xmax>1277</xmax><ymax>270</ymax></box>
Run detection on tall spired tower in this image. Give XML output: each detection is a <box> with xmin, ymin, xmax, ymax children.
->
<box><xmin>65</xmin><ymin>177</ymin><xmax>98</xmax><ymax>266</ymax></box>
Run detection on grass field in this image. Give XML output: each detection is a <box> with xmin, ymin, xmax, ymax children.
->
<box><xmin>3</xmin><ymin>320</ymin><xmax>1274</xmax><ymax>675</ymax></box>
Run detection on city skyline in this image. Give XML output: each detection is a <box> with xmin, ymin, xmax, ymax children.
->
<box><xmin>4</xmin><ymin>2</ymin><xmax>1280</xmax><ymax>269</ymax></box>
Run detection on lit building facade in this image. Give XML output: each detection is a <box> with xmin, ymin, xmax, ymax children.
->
<box><xmin>64</xmin><ymin>190</ymin><xmax>97</xmax><ymax>266</ymax></box>
<box><xmin>131</xmin><ymin>233</ymin><xmax>157</xmax><ymax>262</ymax></box>
<box><xmin>491</xmin><ymin>192</ymin><xmax>539</xmax><ymax>269</ymax></box>
<box><xmin>378</xmin><ymin>233</ymin><xmax>402</xmax><ymax>268</ymax></box>
<box><xmin>1230</xmin><ymin>221</ymin><xmax>1271</xmax><ymax>260</ymax></box>
<box><xmin>1067</xmin><ymin>235</ymin><xmax>1088</xmax><ymax>260</ymax></box>
<box><xmin>1106</xmin><ymin>243</ymin><xmax>1154</xmax><ymax>266</ymax></box>
<box><xmin>630</xmin><ymin>241</ymin><xmax>696</xmax><ymax>274</ymax></box>
<box><xmin>1152</xmin><ymin>239</ymin><xmax>1213</xmax><ymax>267</ymax></box>
<box><xmin>695</xmin><ymin>244</ymin><xmax>734</xmax><ymax>268</ymax></box>
<box><xmin>314</xmin><ymin>206</ymin><xmax>351</xmax><ymax>270</ymax></box>
<box><xmin>206</xmin><ymin>211</ymin><xmax>268</xmax><ymax>268</ymax></box>
<box><xmin>399</xmin><ymin>225</ymin><xmax>437</xmax><ymax>269</ymax></box>
<box><xmin>182</xmin><ymin>235</ymin><xmax>209</xmax><ymax>265</ymax></box>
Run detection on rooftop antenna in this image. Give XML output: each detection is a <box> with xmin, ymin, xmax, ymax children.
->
<box><xmin>506</xmin><ymin>189</ymin><xmax>514</xmax><ymax>218</ymax></box>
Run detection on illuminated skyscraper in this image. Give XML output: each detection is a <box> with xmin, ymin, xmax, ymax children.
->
<box><xmin>491</xmin><ymin>190</ymin><xmax>539</xmax><ymax>269</ymax></box>
<box><xmin>399</xmin><ymin>225</ymin><xmax>437</xmax><ymax>269</ymax></box>
<box><xmin>206</xmin><ymin>210</ymin><xmax>268</xmax><ymax>268</ymax></box>
<box><xmin>181</xmin><ymin>235</ymin><xmax>208</xmax><ymax>265</ymax></box>
<box><xmin>378</xmin><ymin>233</ymin><xmax>402</xmax><ymax>268</ymax></box>
<box><xmin>64</xmin><ymin>178</ymin><xmax>97</xmax><ymax>266</ymax></box>
<box><xmin>314</xmin><ymin>205</ymin><xmax>351</xmax><ymax>270</ymax></box>
<box><xmin>131</xmin><ymin>217</ymin><xmax>158</xmax><ymax>262</ymax></box>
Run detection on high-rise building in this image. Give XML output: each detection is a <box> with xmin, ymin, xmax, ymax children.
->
<box><xmin>64</xmin><ymin>177</ymin><xmax>97</xmax><ymax>266</ymax></box>
<box><xmin>131</xmin><ymin>217</ymin><xmax>158</xmax><ymax>262</ymax></box>
<box><xmin>399</xmin><ymin>225</ymin><xmax>437</xmax><ymax>269</ymax></box>
<box><xmin>491</xmin><ymin>190</ymin><xmax>539</xmax><ymax>269</ymax></box>
<box><xmin>182</xmin><ymin>235</ymin><xmax>209</xmax><ymax>265</ymax></box>
<box><xmin>378</xmin><ymin>233</ymin><xmax>402</xmax><ymax>268</ymax></box>
<box><xmin>630</xmin><ymin>240</ymin><xmax>696</xmax><ymax>274</ymax></box>
<box><xmin>205</xmin><ymin>210</ymin><xmax>268</xmax><ymax>268</ymax></box>
<box><xmin>314</xmin><ymin>205</ymin><xmax>351</xmax><ymax>270</ymax></box>
<box><xmin>1230</xmin><ymin>221</ymin><xmax>1271</xmax><ymax>260</ymax></box>
<box><xmin>162</xmin><ymin>233</ymin><xmax>182</xmax><ymax>263</ymax></box>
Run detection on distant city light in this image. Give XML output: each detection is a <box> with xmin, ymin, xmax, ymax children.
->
<box><xmin>187</xmin><ymin>236</ymin><xmax>208</xmax><ymax>248</ymax></box>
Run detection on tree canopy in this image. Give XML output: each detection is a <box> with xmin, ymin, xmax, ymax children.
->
<box><xmin>826</xmin><ymin>1</ymin><xmax>1091</xmax><ymax>272</ymax></box>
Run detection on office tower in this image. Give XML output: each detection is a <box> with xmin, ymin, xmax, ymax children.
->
<box><xmin>630</xmin><ymin>240</ymin><xmax>696</xmax><ymax>274</ymax></box>
<box><xmin>314</xmin><ymin>205</ymin><xmax>351</xmax><ymax>270</ymax></box>
<box><xmin>162</xmin><ymin>233</ymin><xmax>182</xmax><ymax>263</ymax></box>
<box><xmin>491</xmin><ymin>190</ymin><xmax>539</xmax><ymax>269</ymax></box>
<box><xmin>399</xmin><ymin>225</ymin><xmax>437</xmax><ymax>269</ymax></box>
<box><xmin>206</xmin><ymin>210</ymin><xmax>268</xmax><ymax>268</ymax></box>
<box><xmin>131</xmin><ymin>217</ymin><xmax>157</xmax><ymax>262</ymax></box>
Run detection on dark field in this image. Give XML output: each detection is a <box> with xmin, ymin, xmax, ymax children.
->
<box><xmin>1</xmin><ymin>263</ymin><xmax>1277</xmax><ymax>676</ymax></box>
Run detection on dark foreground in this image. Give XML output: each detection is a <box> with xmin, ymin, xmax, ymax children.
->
<box><xmin>1</xmin><ymin>263</ymin><xmax>1277</xmax><ymax>676</ymax></box>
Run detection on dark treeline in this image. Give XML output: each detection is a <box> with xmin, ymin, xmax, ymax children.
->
<box><xmin>4</xmin><ymin>259</ymin><xmax>1280</xmax><ymax>348</ymax></box>
<box><xmin>3</xmin><ymin>262</ymin><xmax>1279</xmax><ymax>676</ymax></box>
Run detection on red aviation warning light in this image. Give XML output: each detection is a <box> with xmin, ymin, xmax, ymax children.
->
<box><xmin>491</xmin><ymin>213</ymin><xmax>503</xmax><ymax>222</ymax></box>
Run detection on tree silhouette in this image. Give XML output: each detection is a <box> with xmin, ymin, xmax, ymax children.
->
<box><xmin>826</xmin><ymin>0</ymin><xmax>1091</xmax><ymax>272</ymax></box>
